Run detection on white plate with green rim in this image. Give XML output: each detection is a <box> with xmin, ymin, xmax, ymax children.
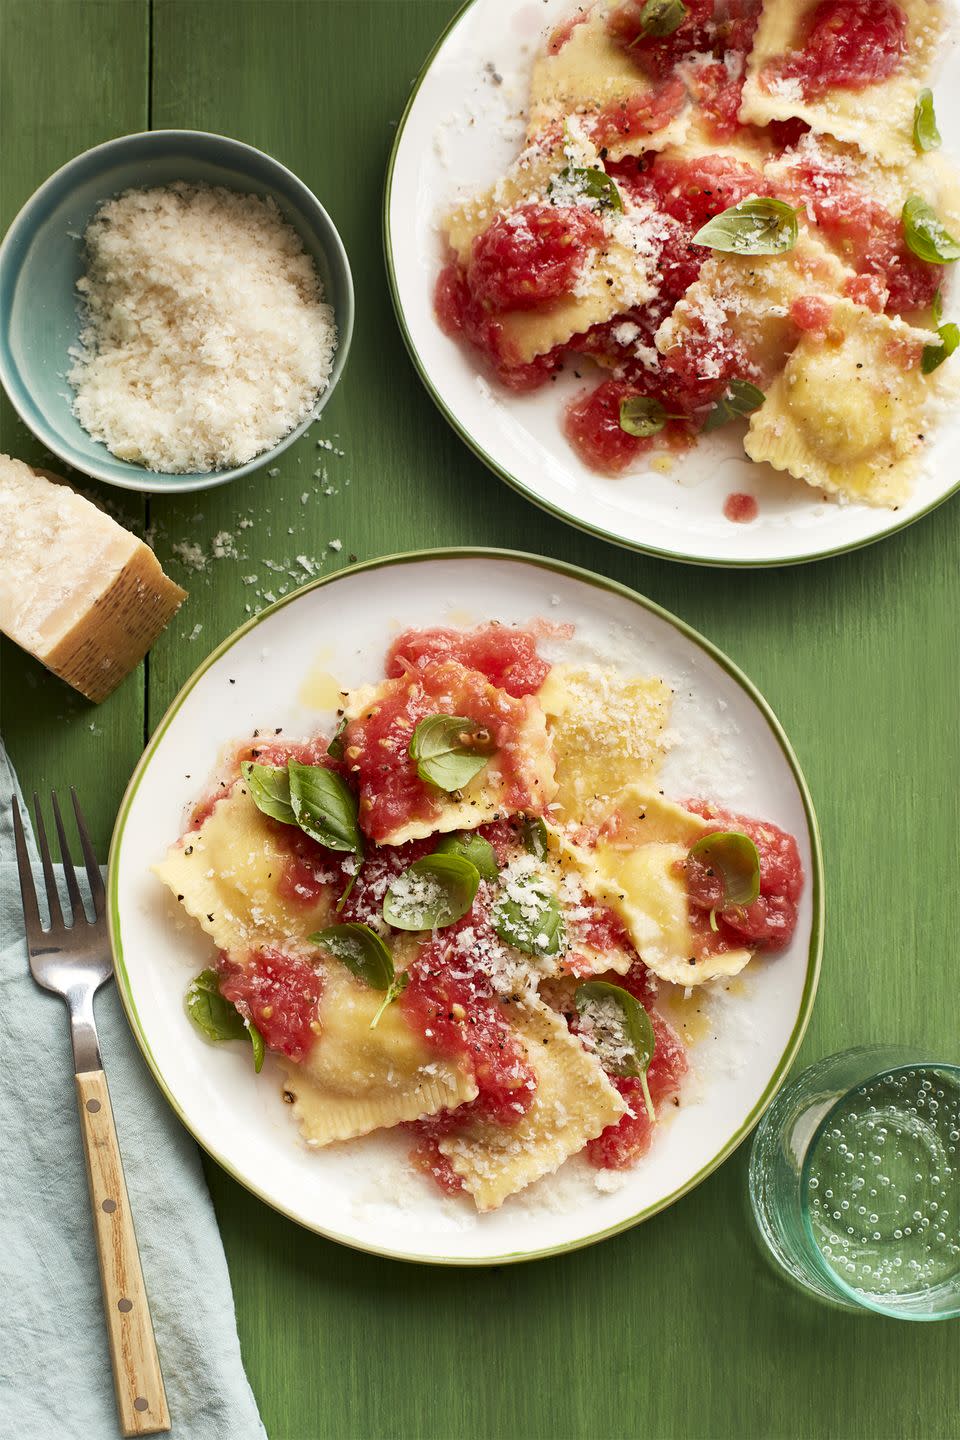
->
<box><xmin>383</xmin><ymin>0</ymin><xmax>960</xmax><ymax>568</ymax></box>
<box><xmin>109</xmin><ymin>550</ymin><xmax>823</xmax><ymax>1264</ymax></box>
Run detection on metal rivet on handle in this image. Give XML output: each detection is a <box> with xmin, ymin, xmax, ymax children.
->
<box><xmin>86</xmin><ymin>1098</ymin><xmax>101</xmax><ymax>1112</ymax></box>
<box><xmin>134</xmin><ymin>1398</ymin><xmax>148</xmax><ymax>1412</ymax></box>
<box><xmin>101</xmin><ymin>1198</ymin><xmax>116</xmax><ymax>1213</ymax></box>
<box><xmin>118</xmin><ymin>1298</ymin><xmax>133</xmax><ymax>1313</ymax></box>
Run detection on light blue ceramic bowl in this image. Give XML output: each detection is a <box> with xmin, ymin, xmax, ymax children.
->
<box><xmin>0</xmin><ymin>130</ymin><xmax>354</xmax><ymax>494</ymax></box>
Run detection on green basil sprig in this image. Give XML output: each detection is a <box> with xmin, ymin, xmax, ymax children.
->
<box><xmin>619</xmin><ymin>396</ymin><xmax>681</xmax><ymax>438</ymax></box>
<box><xmin>575</xmin><ymin>980</ymin><xmax>656</xmax><ymax>1121</ymax></box>
<box><xmin>551</xmin><ymin>165</ymin><xmax>624</xmax><ymax>213</ymax></box>
<box><xmin>311</xmin><ymin>922</ymin><xmax>408</xmax><ymax>1028</ymax></box>
<box><xmin>409</xmin><ymin>714</ymin><xmax>495</xmax><ymax>792</ymax></box>
<box><xmin>521</xmin><ymin>815</ymin><xmax>549</xmax><ymax>861</ymax></box>
<box><xmin>630</xmin><ymin>0</ymin><xmax>687</xmax><ymax>40</ymax></box>
<box><xmin>383</xmin><ymin>854</ymin><xmax>480</xmax><ymax>931</ymax></box>
<box><xmin>241</xmin><ymin>761</ymin><xmax>296</xmax><ymax>825</ymax></box>
<box><xmin>434</xmin><ymin>830</ymin><xmax>500</xmax><ymax>881</ymax></box>
<box><xmin>702</xmin><ymin>379</ymin><xmax>765</xmax><ymax>433</ymax></box>
<box><xmin>913</xmin><ymin>89</ymin><xmax>941</xmax><ymax>153</ymax></box>
<box><xmin>902</xmin><ymin>196</ymin><xmax>960</xmax><ymax>264</ymax></box>
<box><xmin>688</xmin><ymin>830</ymin><xmax>761</xmax><ymax>923</ymax></box>
<box><xmin>492</xmin><ymin>876</ymin><xmax>565</xmax><ymax>956</ymax></box>
<box><xmin>185</xmin><ymin>968</ymin><xmax>264</xmax><ymax>1072</ymax></box>
<box><xmin>243</xmin><ymin>758</ymin><xmax>362</xmax><ymax>855</ymax></box>
<box><xmin>692</xmin><ymin>198</ymin><xmax>799</xmax><ymax>256</ymax></box>
<box><xmin>922</xmin><ymin>321</ymin><xmax>959</xmax><ymax>374</ymax></box>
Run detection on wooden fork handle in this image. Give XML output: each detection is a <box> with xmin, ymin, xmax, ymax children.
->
<box><xmin>76</xmin><ymin>1070</ymin><xmax>171</xmax><ymax>1435</ymax></box>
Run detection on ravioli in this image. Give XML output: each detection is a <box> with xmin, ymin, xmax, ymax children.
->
<box><xmin>441</xmin><ymin>127</ymin><xmax>668</xmax><ymax>364</ymax></box>
<box><xmin>538</xmin><ymin>663</ymin><xmax>672</xmax><ymax>822</ymax></box>
<box><xmin>655</xmin><ymin>233</ymin><xmax>855</xmax><ymax>381</ymax></box>
<box><xmin>563</xmin><ymin>789</ymin><xmax>753</xmax><ymax>985</ymax></box>
<box><xmin>344</xmin><ymin>660</ymin><xmax>557</xmax><ymax>846</ymax></box>
<box><xmin>528</xmin><ymin>2</ymin><xmax>692</xmax><ymax>160</ymax></box>
<box><xmin>741</xmin><ymin>0</ymin><xmax>945</xmax><ymax>164</ymax></box>
<box><xmin>153</xmin><ymin>784</ymin><xmax>334</xmax><ymax>958</ymax></box>
<box><xmin>744</xmin><ymin>301</ymin><xmax>936</xmax><ymax>505</ymax></box>
<box><xmin>280</xmin><ymin>963</ymin><xmax>478</xmax><ymax>1145</ymax></box>
<box><xmin>437</xmin><ymin>998</ymin><xmax>627</xmax><ymax>1211</ymax></box>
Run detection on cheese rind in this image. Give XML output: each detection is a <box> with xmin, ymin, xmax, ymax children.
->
<box><xmin>0</xmin><ymin>455</ymin><xmax>186</xmax><ymax>702</ymax></box>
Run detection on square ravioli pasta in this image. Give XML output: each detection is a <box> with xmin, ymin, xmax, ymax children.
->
<box><xmin>741</xmin><ymin>0</ymin><xmax>945</xmax><ymax>164</ymax></box>
<box><xmin>155</xmin><ymin>621</ymin><xmax>805</xmax><ymax>1211</ymax></box>
<box><xmin>434</xmin><ymin>0</ymin><xmax>959</xmax><ymax>517</ymax></box>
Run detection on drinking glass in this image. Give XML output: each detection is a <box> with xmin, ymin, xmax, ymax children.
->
<box><xmin>748</xmin><ymin>1046</ymin><xmax>960</xmax><ymax>1319</ymax></box>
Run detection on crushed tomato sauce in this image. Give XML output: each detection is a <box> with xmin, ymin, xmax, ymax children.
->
<box><xmin>218</xmin><ymin>949</ymin><xmax>322</xmax><ymax>1063</ymax></box>
<box><xmin>683</xmin><ymin>802</ymin><xmax>804</xmax><ymax>952</ymax></box>
<box><xmin>468</xmin><ymin>203</ymin><xmax>605</xmax><ymax>312</ymax></box>
<box><xmin>763</xmin><ymin>0</ymin><xmax>907</xmax><ymax>100</ymax></box>
<box><xmin>387</xmin><ymin>623</ymin><xmax>550</xmax><ymax>697</ymax></box>
<box><xmin>723</xmin><ymin>492</ymin><xmax>758</xmax><ymax>524</ymax></box>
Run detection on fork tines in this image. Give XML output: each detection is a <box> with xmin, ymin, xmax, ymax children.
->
<box><xmin>12</xmin><ymin>789</ymin><xmax>105</xmax><ymax>937</ymax></box>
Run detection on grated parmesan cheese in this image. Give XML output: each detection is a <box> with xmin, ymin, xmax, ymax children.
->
<box><xmin>68</xmin><ymin>183</ymin><xmax>337</xmax><ymax>473</ymax></box>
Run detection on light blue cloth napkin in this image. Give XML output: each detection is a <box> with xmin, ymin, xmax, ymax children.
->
<box><xmin>0</xmin><ymin>741</ymin><xmax>266</xmax><ymax>1440</ymax></box>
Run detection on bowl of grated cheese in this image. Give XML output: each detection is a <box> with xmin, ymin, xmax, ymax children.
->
<box><xmin>0</xmin><ymin>129</ymin><xmax>354</xmax><ymax>492</ymax></box>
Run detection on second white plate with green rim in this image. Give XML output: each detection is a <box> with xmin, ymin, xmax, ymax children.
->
<box><xmin>109</xmin><ymin>549</ymin><xmax>823</xmax><ymax>1264</ymax></box>
<box><xmin>383</xmin><ymin>0</ymin><xmax>960</xmax><ymax>568</ymax></box>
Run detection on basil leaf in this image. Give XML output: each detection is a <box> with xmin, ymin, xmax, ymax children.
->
<box><xmin>311</xmin><ymin>922</ymin><xmax>394</xmax><ymax>989</ymax></box>
<box><xmin>409</xmin><ymin>714</ymin><xmax>494</xmax><ymax>792</ymax></box>
<box><xmin>383</xmin><ymin>854</ymin><xmax>480</xmax><ymax>931</ymax></box>
<box><xmin>620</xmin><ymin>396</ymin><xmax>667</xmax><ymax>437</ymax></box>
<box><xmin>241</xmin><ymin>761</ymin><xmax>296</xmax><ymax>825</ymax></box>
<box><xmin>185</xmin><ymin>968</ymin><xmax>263</xmax><ymax>1072</ymax></box>
<box><xmin>692</xmin><ymin>198</ymin><xmax>798</xmax><ymax>256</ymax></box>
<box><xmin>923</xmin><ymin>321</ymin><xmax>960</xmax><ymax>374</ymax></box>
<box><xmin>522</xmin><ymin>815</ymin><xmax>549</xmax><ymax>861</ymax></box>
<box><xmin>688</xmin><ymin>830</ymin><xmax>760</xmax><ymax>908</ymax></box>
<box><xmin>492</xmin><ymin>876</ymin><xmax>565</xmax><ymax>956</ymax></box>
<box><xmin>633</xmin><ymin>0</ymin><xmax>687</xmax><ymax>39</ymax></box>
<box><xmin>702</xmin><ymin>378</ymin><xmax>765</xmax><ymax>433</ymax></box>
<box><xmin>311</xmin><ymin>923</ymin><xmax>410</xmax><ymax>1029</ymax></box>
<box><xmin>433</xmin><ymin>830</ymin><xmax>500</xmax><ymax>881</ymax></box>
<box><xmin>913</xmin><ymin>89</ymin><xmax>941</xmax><ymax>153</ymax></box>
<box><xmin>552</xmin><ymin>165</ymin><xmax>624</xmax><ymax>213</ymax></box>
<box><xmin>575</xmin><ymin>980</ymin><xmax>656</xmax><ymax>1078</ymax></box>
<box><xmin>575</xmin><ymin>980</ymin><xmax>657</xmax><ymax>1120</ymax></box>
<box><xmin>933</xmin><ymin>288</ymin><xmax>944</xmax><ymax>324</ymax></box>
<box><xmin>288</xmin><ymin>760</ymin><xmax>362</xmax><ymax>853</ymax></box>
<box><xmin>902</xmin><ymin>196</ymin><xmax>960</xmax><ymax>264</ymax></box>
<box><xmin>326</xmin><ymin>716</ymin><xmax>348</xmax><ymax>760</ymax></box>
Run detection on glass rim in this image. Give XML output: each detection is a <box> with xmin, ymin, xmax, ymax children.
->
<box><xmin>799</xmin><ymin>1054</ymin><xmax>960</xmax><ymax>1321</ymax></box>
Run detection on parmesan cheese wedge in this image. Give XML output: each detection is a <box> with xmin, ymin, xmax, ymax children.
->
<box><xmin>0</xmin><ymin>454</ymin><xmax>186</xmax><ymax>702</ymax></box>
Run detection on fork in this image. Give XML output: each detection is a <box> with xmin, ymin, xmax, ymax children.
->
<box><xmin>12</xmin><ymin>789</ymin><xmax>170</xmax><ymax>1437</ymax></box>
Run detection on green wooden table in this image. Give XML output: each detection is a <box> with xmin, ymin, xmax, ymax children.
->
<box><xmin>2</xmin><ymin>3</ymin><xmax>957</xmax><ymax>1437</ymax></box>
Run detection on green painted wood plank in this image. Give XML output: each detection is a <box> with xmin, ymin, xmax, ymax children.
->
<box><xmin>0</xmin><ymin>0</ymin><xmax>149</xmax><ymax>854</ymax></box>
<box><xmin>147</xmin><ymin>5</ymin><xmax>960</xmax><ymax>1440</ymax></box>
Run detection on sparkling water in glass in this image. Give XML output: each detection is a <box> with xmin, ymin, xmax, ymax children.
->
<box><xmin>749</xmin><ymin>1047</ymin><xmax>960</xmax><ymax>1319</ymax></box>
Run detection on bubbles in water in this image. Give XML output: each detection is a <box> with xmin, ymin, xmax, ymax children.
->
<box><xmin>806</xmin><ymin>1066</ymin><xmax>960</xmax><ymax>1304</ymax></box>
